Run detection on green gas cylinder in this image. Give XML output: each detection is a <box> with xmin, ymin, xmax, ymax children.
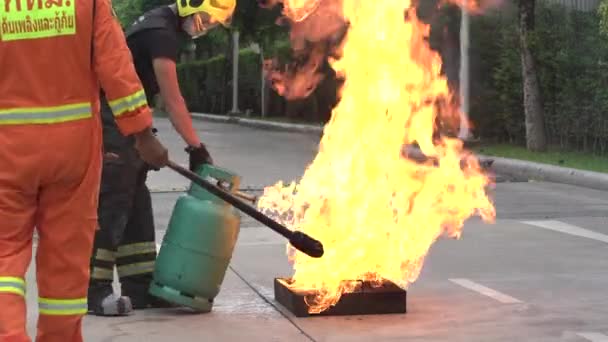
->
<box><xmin>148</xmin><ymin>164</ymin><xmax>241</xmax><ymax>312</ymax></box>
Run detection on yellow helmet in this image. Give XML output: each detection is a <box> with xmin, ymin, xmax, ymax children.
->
<box><xmin>177</xmin><ymin>0</ymin><xmax>236</xmax><ymax>26</ymax></box>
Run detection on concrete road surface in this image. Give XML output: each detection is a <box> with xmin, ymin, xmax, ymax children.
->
<box><xmin>22</xmin><ymin>118</ymin><xmax>608</xmax><ymax>341</ymax></box>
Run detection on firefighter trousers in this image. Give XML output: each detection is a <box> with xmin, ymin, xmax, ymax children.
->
<box><xmin>88</xmin><ymin>145</ymin><xmax>158</xmax><ymax>307</ymax></box>
<box><xmin>0</xmin><ymin>118</ymin><xmax>102</xmax><ymax>342</ymax></box>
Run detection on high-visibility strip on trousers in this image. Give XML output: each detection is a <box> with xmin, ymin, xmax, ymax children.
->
<box><xmin>89</xmin><ymin>149</ymin><xmax>158</xmax><ymax>305</ymax></box>
<box><xmin>39</xmin><ymin>297</ymin><xmax>88</xmax><ymax>316</ymax></box>
<box><xmin>90</xmin><ymin>248</ymin><xmax>115</xmax><ymax>281</ymax></box>
<box><xmin>0</xmin><ymin>276</ymin><xmax>26</xmax><ymax>297</ymax></box>
<box><xmin>116</xmin><ymin>240</ymin><xmax>157</xmax><ymax>278</ymax></box>
<box><xmin>94</xmin><ymin>248</ymin><xmax>116</xmax><ymax>262</ymax></box>
<box><xmin>116</xmin><ymin>242</ymin><xmax>157</xmax><ymax>258</ymax></box>
<box><xmin>0</xmin><ymin>118</ymin><xmax>102</xmax><ymax>341</ymax></box>
<box><xmin>117</xmin><ymin>260</ymin><xmax>155</xmax><ymax>277</ymax></box>
<box><xmin>0</xmin><ymin>102</ymin><xmax>92</xmax><ymax>125</ymax></box>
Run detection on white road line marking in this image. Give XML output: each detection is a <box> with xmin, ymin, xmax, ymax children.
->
<box><xmin>576</xmin><ymin>332</ymin><xmax>608</xmax><ymax>342</ymax></box>
<box><xmin>522</xmin><ymin>220</ymin><xmax>608</xmax><ymax>244</ymax></box>
<box><xmin>449</xmin><ymin>278</ymin><xmax>523</xmax><ymax>304</ymax></box>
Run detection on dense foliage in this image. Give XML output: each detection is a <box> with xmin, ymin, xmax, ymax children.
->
<box><xmin>176</xmin><ymin>44</ymin><xmax>341</xmax><ymax>122</ymax></box>
<box><xmin>113</xmin><ymin>0</ymin><xmax>174</xmax><ymax>27</ymax></box>
<box><xmin>112</xmin><ymin>0</ymin><xmax>608</xmax><ymax>154</ymax></box>
<box><xmin>466</xmin><ymin>1</ymin><xmax>608</xmax><ymax>154</ymax></box>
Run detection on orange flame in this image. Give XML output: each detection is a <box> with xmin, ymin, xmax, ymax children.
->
<box><xmin>257</xmin><ymin>0</ymin><xmax>496</xmax><ymax>314</ymax></box>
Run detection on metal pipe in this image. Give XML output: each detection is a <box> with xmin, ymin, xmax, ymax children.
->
<box><xmin>231</xmin><ymin>30</ymin><xmax>240</xmax><ymax>114</ymax></box>
<box><xmin>459</xmin><ymin>3</ymin><xmax>470</xmax><ymax>140</ymax></box>
<box><xmin>167</xmin><ymin>161</ymin><xmax>324</xmax><ymax>258</ymax></box>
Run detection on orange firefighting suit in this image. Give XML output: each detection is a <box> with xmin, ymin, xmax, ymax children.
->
<box><xmin>0</xmin><ymin>0</ymin><xmax>153</xmax><ymax>340</ymax></box>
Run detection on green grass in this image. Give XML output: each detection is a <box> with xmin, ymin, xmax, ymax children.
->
<box><xmin>472</xmin><ymin>144</ymin><xmax>608</xmax><ymax>173</ymax></box>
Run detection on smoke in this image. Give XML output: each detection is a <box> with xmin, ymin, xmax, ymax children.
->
<box><xmin>258</xmin><ymin>0</ymin><xmax>347</xmax><ymax>100</ymax></box>
<box><xmin>257</xmin><ymin>0</ymin><xmax>504</xmax><ymax>102</ymax></box>
<box><xmin>442</xmin><ymin>0</ymin><xmax>505</xmax><ymax>13</ymax></box>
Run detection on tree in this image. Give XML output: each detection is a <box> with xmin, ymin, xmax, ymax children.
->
<box><xmin>599</xmin><ymin>0</ymin><xmax>608</xmax><ymax>38</ymax></box>
<box><xmin>518</xmin><ymin>0</ymin><xmax>547</xmax><ymax>151</ymax></box>
<box><xmin>112</xmin><ymin>0</ymin><xmax>141</xmax><ymax>27</ymax></box>
<box><xmin>112</xmin><ymin>0</ymin><xmax>173</xmax><ymax>28</ymax></box>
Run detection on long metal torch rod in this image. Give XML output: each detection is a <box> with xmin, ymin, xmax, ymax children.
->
<box><xmin>167</xmin><ymin>160</ymin><xmax>324</xmax><ymax>258</ymax></box>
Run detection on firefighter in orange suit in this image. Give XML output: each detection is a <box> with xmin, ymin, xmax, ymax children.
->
<box><xmin>0</xmin><ymin>0</ymin><xmax>169</xmax><ymax>340</ymax></box>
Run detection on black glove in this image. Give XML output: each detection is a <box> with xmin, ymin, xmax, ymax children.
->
<box><xmin>185</xmin><ymin>143</ymin><xmax>213</xmax><ymax>172</ymax></box>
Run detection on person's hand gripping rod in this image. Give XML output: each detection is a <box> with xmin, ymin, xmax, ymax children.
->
<box><xmin>166</xmin><ymin>160</ymin><xmax>324</xmax><ymax>258</ymax></box>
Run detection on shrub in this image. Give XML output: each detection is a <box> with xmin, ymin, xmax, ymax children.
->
<box><xmin>177</xmin><ymin>43</ymin><xmax>340</xmax><ymax>122</ymax></box>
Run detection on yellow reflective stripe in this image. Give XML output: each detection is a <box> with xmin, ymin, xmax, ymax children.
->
<box><xmin>108</xmin><ymin>90</ymin><xmax>148</xmax><ymax>117</ymax></box>
<box><xmin>0</xmin><ymin>103</ymin><xmax>91</xmax><ymax>125</ymax></box>
<box><xmin>38</xmin><ymin>297</ymin><xmax>87</xmax><ymax>316</ymax></box>
<box><xmin>0</xmin><ymin>287</ymin><xmax>25</xmax><ymax>296</ymax></box>
<box><xmin>116</xmin><ymin>242</ymin><xmax>157</xmax><ymax>258</ymax></box>
<box><xmin>0</xmin><ymin>277</ymin><xmax>25</xmax><ymax>285</ymax></box>
<box><xmin>0</xmin><ymin>0</ymin><xmax>76</xmax><ymax>42</ymax></box>
<box><xmin>95</xmin><ymin>249</ymin><xmax>115</xmax><ymax>262</ymax></box>
<box><xmin>117</xmin><ymin>261</ymin><xmax>155</xmax><ymax>277</ymax></box>
<box><xmin>91</xmin><ymin>267</ymin><xmax>114</xmax><ymax>280</ymax></box>
<box><xmin>0</xmin><ymin>276</ymin><xmax>26</xmax><ymax>297</ymax></box>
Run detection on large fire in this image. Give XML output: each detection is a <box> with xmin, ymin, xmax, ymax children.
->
<box><xmin>257</xmin><ymin>0</ymin><xmax>497</xmax><ymax>314</ymax></box>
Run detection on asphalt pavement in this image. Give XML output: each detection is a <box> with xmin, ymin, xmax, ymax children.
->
<box><xmin>22</xmin><ymin>118</ymin><xmax>608</xmax><ymax>341</ymax></box>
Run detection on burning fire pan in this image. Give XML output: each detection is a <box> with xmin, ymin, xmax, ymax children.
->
<box><xmin>274</xmin><ymin>278</ymin><xmax>406</xmax><ymax>317</ymax></box>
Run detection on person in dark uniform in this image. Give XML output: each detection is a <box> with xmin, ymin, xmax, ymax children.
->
<box><xmin>87</xmin><ymin>0</ymin><xmax>236</xmax><ymax>316</ymax></box>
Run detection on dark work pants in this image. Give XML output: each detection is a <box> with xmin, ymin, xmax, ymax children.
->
<box><xmin>88</xmin><ymin>101</ymin><xmax>157</xmax><ymax>305</ymax></box>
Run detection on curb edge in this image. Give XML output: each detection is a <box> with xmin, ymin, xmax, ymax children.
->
<box><xmin>192</xmin><ymin>113</ymin><xmax>608</xmax><ymax>192</ymax></box>
<box><xmin>192</xmin><ymin>113</ymin><xmax>324</xmax><ymax>133</ymax></box>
